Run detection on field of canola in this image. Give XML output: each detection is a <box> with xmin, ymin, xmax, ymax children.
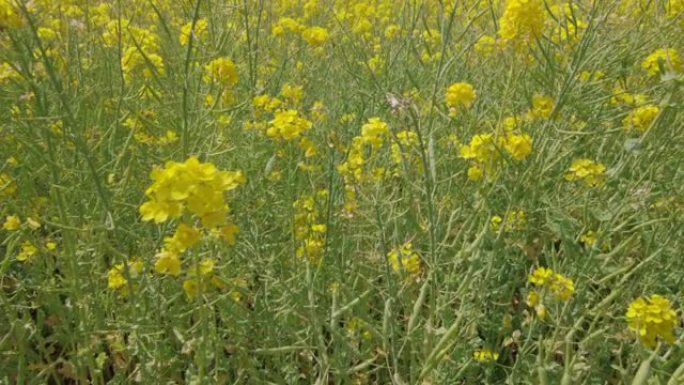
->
<box><xmin>1</xmin><ymin>0</ymin><xmax>683</xmax><ymax>383</ymax></box>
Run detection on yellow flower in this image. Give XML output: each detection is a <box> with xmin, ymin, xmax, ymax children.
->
<box><xmin>549</xmin><ymin>273</ymin><xmax>575</xmax><ymax>301</ymax></box>
<box><xmin>301</xmin><ymin>26</ymin><xmax>329</xmax><ymax>47</ymax></box>
<box><xmin>280</xmin><ymin>83</ymin><xmax>304</xmax><ymax>105</ymax></box>
<box><xmin>228</xmin><ymin>277</ymin><xmax>248</xmax><ymax>302</ymax></box>
<box><xmin>139</xmin><ymin>157</ymin><xmax>245</xmax><ymax>227</ymax></box>
<box><xmin>445</xmin><ymin>82</ymin><xmax>476</xmax><ymax>115</ymax></box>
<box><xmin>253</xmin><ymin>95</ymin><xmax>282</xmax><ymax>113</ymax></box>
<box><xmin>0</xmin><ymin>173</ymin><xmax>16</xmax><ymax>197</ymax></box>
<box><xmin>473</xmin><ymin>348</ymin><xmax>499</xmax><ymax>363</ymax></box>
<box><xmin>180</xmin><ymin>18</ymin><xmax>208</xmax><ymax>46</ymax></box>
<box><xmin>580</xmin><ymin>230</ymin><xmax>597</xmax><ymax>247</ymax></box>
<box><xmin>499</xmin><ymin>0</ymin><xmax>546</xmax><ymax>43</ymax></box>
<box><xmin>154</xmin><ymin>250</ymin><xmax>181</xmax><ymax>276</ymax></box>
<box><xmin>529</xmin><ymin>95</ymin><xmax>554</xmax><ymax>119</ymax></box>
<box><xmin>271</xmin><ymin>17</ymin><xmax>303</xmax><ymax>37</ymax></box>
<box><xmin>627</xmin><ymin>295</ymin><xmax>678</xmax><ymax>348</ymax></box>
<box><xmin>467</xmin><ymin>166</ymin><xmax>484</xmax><ymax>181</ymax></box>
<box><xmin>459</xmin><ymin>134</ymin><xmax>497</xmax><ymax>163</ymax></box>
<box><xmin>203</xmin><ymin>57</ymin><xmax>239</xmax><ymax>87</ymax></box>
<box><xmin>0</xmin><ymin>0</ymin><xmax>24</xmax><ymax>28</ymax></box>
<box><xmin>474</xmin><ymin>35</ymin><xmax>498</xmax><ymax>56</ymax></box>
<box><xmin>641</xmin><ymin>48</ymin><xmax>681</xmax><ymax>76</ymax></box>
<box><xmin>526</xmin><ymin>290</ymin><xmax>540</xmax><ymax>307</ymax></box>
<box><xmin>183</xmin><ymin>258</ymin><xmax>222</xmax><ymax>298</ymax></box>
<box><xmin>502</xmin><ymin>133</ymin><xmax>533</xmax><ymax>160</ymax></box>
<box><xmin>367</xmin><ymin>54</ymin><xmax>384</xmax><ymax>74</ymax></box>
<box><xmin>623</xmin><ymin>105</ymin><xmax>659</xmax><ymax>133</ymax></box>
<box><xmin>578</xmin><ymin>70</ymin><xmax>605</xmax><ymax>82</ymax></box>
<box><xmin>266</xmin><ymin>109</ymin><xmax>312</xmax><ymax>141</ymax></box>
<box><xmin>164</xmin><ymin>223</ymin><xmax>201</xmax><ymax>254</ymax></box>
<box><xmin>296</xmin><ymin>238</ymin><xmax>324</xmax><ymax>263</ymax></box>
<box><xmin>491</xmin><ymin>210</ymin><xmax>527</xmax><ymax>232</ymax></box>
<box><xmin>564</xmin><ymin>158</ymin><xmax>606</xmax><ymax>187</ymax></box>
<box><xmin>26</xmin><ymin>217</ymin><xmax>41</xmax><ymax>230</ymax></box>
<box><xmin>108</xmin><ymin>260</ymin><xmax>144</xmax><ymax>291</ymax></box>
<box><xmin>3</xmin><ymin>215</ymin><xmax>21</xmax><ymax>231</ymax></box>
<box><xmin>529</xmin><ymin>267</ymin><xmax>575</xmax><ymax>301</ymax></box>
<box><xmin>529</xmin><ymin>267</ymin><xmax>554</xmax><ymax>286</ymax></box>
<box><xmin>360</xmin><ymin>117</ymin><xmax>390</xmax><ymax>149</ymax></box>
<box><xmin>387</xmin><ymin>242</ymin><xmax>421</xmax><ymax>277</ymax></box>
<box><xmin>16</xmin><ymin>241</ymin><xmax>38</xmax><ymax>262</ymax></box>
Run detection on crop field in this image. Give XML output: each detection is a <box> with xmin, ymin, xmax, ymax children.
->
<box><xmin>0</xmin><ymin>0</ymin><xmax>683</xmax><ymax>384</ymax></box>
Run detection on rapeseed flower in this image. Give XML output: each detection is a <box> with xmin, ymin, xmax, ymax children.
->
<box><xmin>565</xmin><ymin>158</ymin><xmax>606</xmax><ymax>187</ymax></box>
<box><xmin>154</xmin><ymin>249</ymin><xmax>181</xmax><ymax>276</ymax></box>
<box><xmin>387</xmin><ymin>242</ymin><xmax>421</xmax><ymax>277</ymax></box>
<box><xmin>623</xmin><ymin>105</ymin><xmax>659</xmax><ymax>133</ymax></box>
<box><xmin>528</xmin><ymin>95</ymin><xmax>554</xmax><ymax>119</ymax></box>
<box><xmin>626</xmin><ymin>295</ymin><xmax>678</xmax><ymax>348</ymax></box>
<box><xmin>3</xmin><ymin>215</ymin><xmax>21</xmax><ymax>231</ymax></box>
<box><xmin>360</xmin><ymin>117</ymin><xmax>390</xmax><ymax>149</ymax></box>
<box><xmin>267</xmin><ymin>109</ymin><xmax>312</xmax><ymax>141</ymax></box>
<box><xmin>203</xmin><ymin>57</ymin><xmax>239</xmax><ymax>87</ymax></box>
<box><xmin>529</xmin><ymin>267</ymin><xmax>574</xmax><ymax>301</ymax></box>
<box><xmin>0</xmin><ymin>173</ymin><xmax>16</xmax><ymax>197</ymax></box>
<box><xmin>502</xmin><ymin>133</ymin><xmax>533</xmax><ymax>160</ymax></box>
<box><xmin>139</xmin><ymin>157</ymin><xmax>245</xmax><ymax>227</ymax></box>
<box><xmin>180</xmin><ymin>18</ymin><xmax>208</xmax><ymax>46</ymax></box>
<box><xmin>445</xmin><ymin>82</ymin><xmax>476</xmax><ymax>116</ymax></box>
<box><xmin>16</xmin><ymin>241</ymin><xmax>37</xmax><ymax>262</ymax></box>
<box><xmin>301</xmin><ymin>26</ymin><xmax>329</xmax><ymax>47</ymax></box>
<box><xmin>107</xmin><ymin>260</ymin><xmax>144</xmax><ymax>293</ymax></box>
<box><xmin>473</xmin><ymin>348</ymin><xmax>499</xmax><ymax>363</ymax></box>
<box><xmin>499</xmin><ymin>0</ymin><xmax>546</xmax><ymax>43</ymax></box>
<box><xmin>641</xmin><ymin>48</ymin><xmax>681</xmax><ymax>76</ymax></box>
<box><xmin>0</xmin><ymin>0</ymin><xmax>23</xmax><ymax>29</ymax></box>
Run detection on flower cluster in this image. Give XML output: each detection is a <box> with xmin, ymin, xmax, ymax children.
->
<box><xmin>0</xmin><ymin>173</ymin><xmax>16</xmax><ymax>197</ymax></box>
<box><xmin>179</xmin><ymin>18</ymin><xmax>208</xmax><ymax>46</ymax></box>
<box><xmin>387</xmin><ymin>242</ymin><xmax>421</xmax><ymax>278</ymax></box>
<box><xmin>445</xmin><ymin>82</ymin><xmax>476</xmax><ymax>116</ymax></box>
<box><xmin>107</xmin><ymin>260</ymin><xmax>144</xmax><ymax>294</ymax></box>
<box><xmin>499</xmin><ymin>0</ymin><xmax>546</xmax><ymax>43</ymax></box>
<box><xmin>473</xmin><ymin>348</ymin><xmax>499</xmax><ymax>363</ymax></box>
<box><xmin>490</xmin><ymin>210</ymin><xmax>527</xmax><ymax>233</ymax></box>
<box><xmin>390</xmin><ymin>130</ymin><xmax>421</xmax><ymax>176</ymax></box>
<box><xmin>0</xmin><ymin>0</ymin><xmax>23</xmax><ymax>29</ymax></box>
<box><xmin>108</xmin><ymin>22</ymin><xmax>165</xmax><ymax>82</ymax></box>
<box><xmin>138</xmin><ymin>157</ymin><xmax>244</xmax><ymax>288</ymax></box>
<box><xmin>16</xmin><ymin>241</ymin><xmax>38</xmax><ymax>262</ymax></box>
<box><xmin>626</xmin><ymin>295</ymin><xmax>678</xmax><ymax>348</ymax></box>
<box><xmin>301</xmin><ymin>26</ymin><xmax>329</xmax><ymax>47</ymax></box>
<box><xmin>564</xmin><ymin>158</ymin><xmax>606</xmax><ymax>187</ymax></box>
<box><xmin>529</xmin><ymin>267</ymin><xmax>575</xmax><ymax>300</ymax></box>
<box><xmin>527</xmin><ymin>267</ymin><xmax>575</xmax><ymax>319</ymax></box>
<box><xmin>266</xmin><ymin>109</ymin><xmax>313</xmax><ymax>141</ymax></box>
<box><xmin>527</xmin><ymin>95</ymin><xmax>554</xmax><ymax>119</ymax></box>
<box><xmin>182</xmin><ymin>258</ymin><xmax>227</xmax><ymax>299</ymax></box>
<box><xmin>139</xmin><ymin>157</ymin><xmax>245</xmax><ymax>227</ymax></box>
<box><xmin>337</xmin><ymin>117</ymin><xmax>392</xmax><ymax>213</ymax></box>
<box><xmin>459</xmin><ymin>132</ymin><xmax>533</xmax><ymax>181</ymax></box>
<box><xmin>3</xmin><ymin>215</ymin><xmax>21</xmax><ymax>231</ymax></box>
<box><xmin>293</xmin><ymin>190</ymin><xmax>328</xmax><ymax>263</ymax></box>
<box><xmin>204</xmin><ymin>57</ymin><xmax>239</xmax><ymax>87</ymax></box>
<box><xmin>271</xmin><ymin>17</ymin><xmax>330</xmax><ymax>50</ymax></box>
<box><xmin>547</xmin><ymin>3</ymin><xmax>586</xmax><ymax>46</ymax></box>
<box><xmin>203</xmin><ymin>57</ymin><xmax>239</xmax><ymax>107</ymax></box>
<box><xmin>623</xmin><ymin>105</ymin><xmax>659</xmax><ymax>133</ymax></box>
<box><xmin>641</xmin><ymin>48</ymin><xmax>681</xmax><ymax>76</ymax></box>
